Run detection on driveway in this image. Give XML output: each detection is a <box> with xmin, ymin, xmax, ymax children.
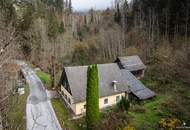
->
<box><xmin>17</xmin><ymin>61</ymin><xmax>62</xmax><ymax>130</ymax></box>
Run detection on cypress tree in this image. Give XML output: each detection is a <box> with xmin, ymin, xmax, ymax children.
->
<box><xmin>86</xmin><ymin>65</ymin><xmax>99</xmax><ymax>130</ymax></box>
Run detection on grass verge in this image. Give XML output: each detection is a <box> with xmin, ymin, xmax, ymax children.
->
<box><xmin>51</xmin><ymin>98</ymin><xmax>83</xmax><ymax>130</ymax></box>
<box><xmin>6</xmin><ymin>85</ymin><xmax>29</xmax><ymax>129</ymax></box>
<box><xmin>36</xmin><ymin>70</ymin><xmax>52</xmax><ymax>89</ymax></box>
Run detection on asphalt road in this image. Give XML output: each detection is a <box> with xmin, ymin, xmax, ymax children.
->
<box><xmin>17</xmin><ymin>61</ymin><xmax>62</xmax><ymax>130</ymax></box>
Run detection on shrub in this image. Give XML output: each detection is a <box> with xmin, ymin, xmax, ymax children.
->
<box><xmin>122</xmin><ymin>126</ymin><xmax>136</xmax><ymax>130</ymax></box>
<box><xmin>117</xmin><ymin>97</ymin><xmax>130</xmax><ymax>112</ymax></box>
<box><xmin>131</xmin><ymin>105</ymin><xmax>146</xmax><ymax>113</ymax></box>
<box><xmin>159</xmin><ymin>118</ymin><xmax>181</xmax><ymax>130</ymax></box>
<box><xmin>94</xmin><ymin>111</ymin><xmax>129</xmax><ymax>130</ymax></box>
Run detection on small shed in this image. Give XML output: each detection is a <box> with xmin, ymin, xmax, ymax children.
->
<box><xmin>115</xmin><ymin>56</ymin><xmax>146</xmax><ymax>79</ymax></box>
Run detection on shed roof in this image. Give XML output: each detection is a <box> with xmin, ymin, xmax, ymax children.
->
<box><xmin>117</xmin><ymin>56</ymin><xmax>146</xmax><ymax>71</ymax></box>
<box><xmin>62</xmin><ymin>63</ymin><xmax>155</xmax><ymax>103</ymax></box>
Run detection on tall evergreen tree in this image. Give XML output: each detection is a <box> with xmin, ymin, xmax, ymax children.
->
<box><xmin>55</xmin><ymin>0</ymin><xmax>64</xmax><ymax>12</ymax></box>
<box><xmin>59</xmin><ymin>21</ymin><xmax>65</xmax><ymax>33</ymax></box>
<box><xmin>86</xmin><ymin>65</ymin><xmax>99</xmax><ymax>130</ymax></box>
<box><xmin>84</xmin><ymin>15</ymin><xmax>87</xmax><ymax>25</ymax></box>
<box><xmin>122</xmin><ymin>0</ymin><xmax>129</xmax><ymax>31</ymax></box>
<box><xmin>65</xmin><ymin>0</ymin><xmax>68</xmax><ymax>8</ymax></box>
<box><xmin>47</xmin><ymin>11</ymin><xmax>59</xmax><ymax>40</ymax></box>
<box><xmin>114</xmin><ymin>3</ymin><xmax>122</xmax><ymax>24</ymax></box>
<box><xmin>90</xmin><ymin>9</ymin><xmax>94</xmax><ymax>24</ymax></box>
<box><xmin>68</xmin><ymin>0</ymin><xmax>72</xmax><ymax>13</ymax></box>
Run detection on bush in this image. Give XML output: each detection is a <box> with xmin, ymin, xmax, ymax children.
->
<box><xmin>131</xmin><ymin>105</ymin><xmax>146</xmax><ymax>113</ymax></box>
<box><xmin>159</xmin><ymin>118</ymin><xmax>181</xmax><ymax>130</ymax></box>
<box><xmin>94</xmin><ymin>111</ymin><xmax>129</xmax><ymax>130</ymax></box>
<box><xmin>117</xmin><ymin>97</ymin><xmax>130</xmax><ymax>112</ymax></box>
<box><xmin>122</xmin><ymin>126</ymin><xmax>136</xmax><ymax>130</ymax></box>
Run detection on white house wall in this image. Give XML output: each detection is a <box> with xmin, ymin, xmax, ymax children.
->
<box><xmin>61</xmin><ymin>85</ymin><xmax>76</xmax><ymax>113</ymax></box>
<box><xmin>61</xmin><ymin>85</ymin><xmax>127</xmax><ymax>115</ymax></box>
<box><xmin>75</xmin><ymin>93</ymin><xmax>126</xmax><ymax>115</ymax></box>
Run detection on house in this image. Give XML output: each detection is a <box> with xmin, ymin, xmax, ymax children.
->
<box><xmin>115</xmin><ymin>56</ymin><xmax>146</xmax><ymax>79</ymax></box>
<box><xmin>59</xmin><ymin>56</ymin><xmax>155</xmax><ymax>115</ymax></box>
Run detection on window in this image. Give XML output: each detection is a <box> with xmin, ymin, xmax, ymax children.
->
<box><xmin>61</xmin><ymin>91</ymin><xmax>64</xmax><ymax>96</ymax></box>
<box><xmin>65</xmin><ymin>94</ymin><xmax>67</xmax><ymax>99</ymax></box>
<box><xmin>104</xmin><ymin>98</ymin><xmax>108</xmax><ymax>104</ymax></box>
<box><xmin>68</xmin><ymin>98</ymin><xmax>71</xmax><ymax>104</ymax></box>
<box><xmin>132</xmin><ymin>70</ymin><xmax>142</xmax><ymax>75</ymax></box>
<box><xmin>116</xmin><ymin>96</ymin><xmax>120</xmax><ymax>102</ymax></box>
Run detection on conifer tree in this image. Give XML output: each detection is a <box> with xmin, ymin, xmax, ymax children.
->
<box><xmin>86</xmin><ymin>65</ymin><xmax>99</xmax><ymax>130</ymax></box>
<box><xmin>90</xmin><ymin>9</ymin><xmax>94</xmax><ymax>24</ymax></box>
<box><xmin>122</xmin><ymin>0</ymin><xmax>129</xmax><ymax>31</ymax></box>
<box><xmin>68</xmin><ymin>0</ymin><xmax>72</xmax><ymax>13</ymax></box>
<box><xmin>65</xmin><ymin>0</ymin><xmax>68</xmax><ymax>8</ymax></box>
<box><xmin>114</xmin><ymin>3</ymin><xmax>121</xmax><ymax>24</ymax></box>
<box><xmin>55</xmin><ymin>0</ymin><xmax>64</xmax><ymax>12</ymax></box>
<box><xmin>59</xmin><ymin>21</ymin><xmax>65</xmax><ymax>33</ymax></box>
<box><xmin>84</xmin><ymin>15</ymin><xmax>87</xmax><ymax>25</ymax></box>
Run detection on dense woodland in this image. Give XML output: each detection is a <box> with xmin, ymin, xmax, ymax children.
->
<box><xmin>0</xmin><ymin>0</ymin><xmax>190</xmax><ymax>129</ymax></box>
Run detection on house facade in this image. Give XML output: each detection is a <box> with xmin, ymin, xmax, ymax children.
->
<box><xmin>61</xmin><ymin>85</ymin><xmax>125</xmax><ymax>115</ymax></box>
<box><xmin>59</xmin><ymin>56</ymin><xmax>155</xmax><ymax>115</ymax></box>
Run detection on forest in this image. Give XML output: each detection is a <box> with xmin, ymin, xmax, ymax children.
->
<box><xmin>0</xmin><ymin>0</ymin><xmax>190</xmax><ymax>129</ymax></box>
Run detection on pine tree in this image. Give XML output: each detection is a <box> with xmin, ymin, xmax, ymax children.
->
<box><xmin>47</xmin><ymin>11</ymin><xmax>59</xmax><ymax>40</ymax></box>
<box><xmin>59</xmin><ymin>21</ymin><xmax>65</xmax><ymax>33</ymax></box>
<box><xmin>84</xmin><ymin>15</ymin><xmax>87</xmax><ymax>25</ymax></box>
<box><xmin>55</xmin><ymin>0</ymin><xmax>64</xmax><ymax>12</ymax></box>
<box><xmin>123</xmin><ymin>0</ymin><xmax>129</xmax><ymax>14</ymax></box>
<box><xmin>65</xmin><ymin>0</ymin><xmax>68</xmax><ymax>8</ymax></box>
<box><xmin>114</xmin><ymin>3</ymin><xmax>121</xmax><ymax>24</ymax></box>
<box><xmin>90</xmin><ymin>9</ymin><xmax>94</xmax><ymax>24</ymax></box>
<box><xmin>68</xmin><ymin>0</ymin><xmax>72</xmax><ymax>13</ymax></box>
<box><xmin>122</xmin><ymin>0</ymin><xmax>129</xmax><ymax>31</ymax></box>
<box><xmin>86</xmin><ymin>65</ymin><xmax>99</xmax><ymax>130</ymax></box>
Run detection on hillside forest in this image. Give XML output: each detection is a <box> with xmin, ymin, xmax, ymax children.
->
<box><xmin>0</xmin><ymin>0</ymin><xmax>190</xmax><ymax>129</ymax></box>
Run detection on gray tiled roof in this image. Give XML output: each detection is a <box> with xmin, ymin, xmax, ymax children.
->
<box><xmin>64</xmin><ymin>63</ymin><xmax>130</xmax><ymax>103</ymax></box>
<box><xmin>63</xmin><ymin>63</ymin><xmax>155</xmax><ymax>103</ymax></box>
<box><xmin>121</xmin><ymin>70</ymin><xmax>156</xmax><ymax>100</ymax></box>
<box><xmin>117</xmin><ymin>56</ymin><xmax>146</xmax><ymax>71</ymax></box>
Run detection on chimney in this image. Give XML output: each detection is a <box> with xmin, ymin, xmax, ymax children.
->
<box><xmin>112</xmin><ymin>80</ymin><xmax>117</xmax><ymax>91</ymax></box>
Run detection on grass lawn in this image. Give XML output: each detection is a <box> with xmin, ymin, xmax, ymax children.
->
<box><xmin>129</xmin><ymin>65</ymin><xmax>190</xmax><ymax>129</ymax></box>
<box><xmin>6</xmin><ymin>85</ymin><xmax>29</xmax><ymax>129</ymax></box>
<box><xmin>36</xmin><ymin>70</ymin><xmax>52</xmax><ymax>90</ymax></box>
<box><xmin>51</xmin><ymin>99</ymin><xmax>84</xmax><ymax>130</ymax></box>
<box><xmin>129</xmin><ymin>96</ymin><xmax>165</xmax><ymax>130</ymax></box>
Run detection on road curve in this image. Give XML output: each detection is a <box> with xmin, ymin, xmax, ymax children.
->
<box><xmin>16</xmin><ymin>61</ymin><xmax>62</xmax><ymax>130</ymax></box>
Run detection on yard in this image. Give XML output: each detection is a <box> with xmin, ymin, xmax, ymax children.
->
<box><xmin>51</xmin><ymin>98</ymin><xmax>85</xmax><ymax>130</ymax></box>
<box><xmin>129</xmin><ymin>96</ymin><xmax>165</xmax><ymax>130</ymax></box>
<box><xmin>127</xmin><ymin>65</ymin><xmax>190</xmax><ymax>130</ymax></box>
<box><xmin>41</xmin><ymin>67</ymin><xmax>190</xmax><ymax>130</ymax></box>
